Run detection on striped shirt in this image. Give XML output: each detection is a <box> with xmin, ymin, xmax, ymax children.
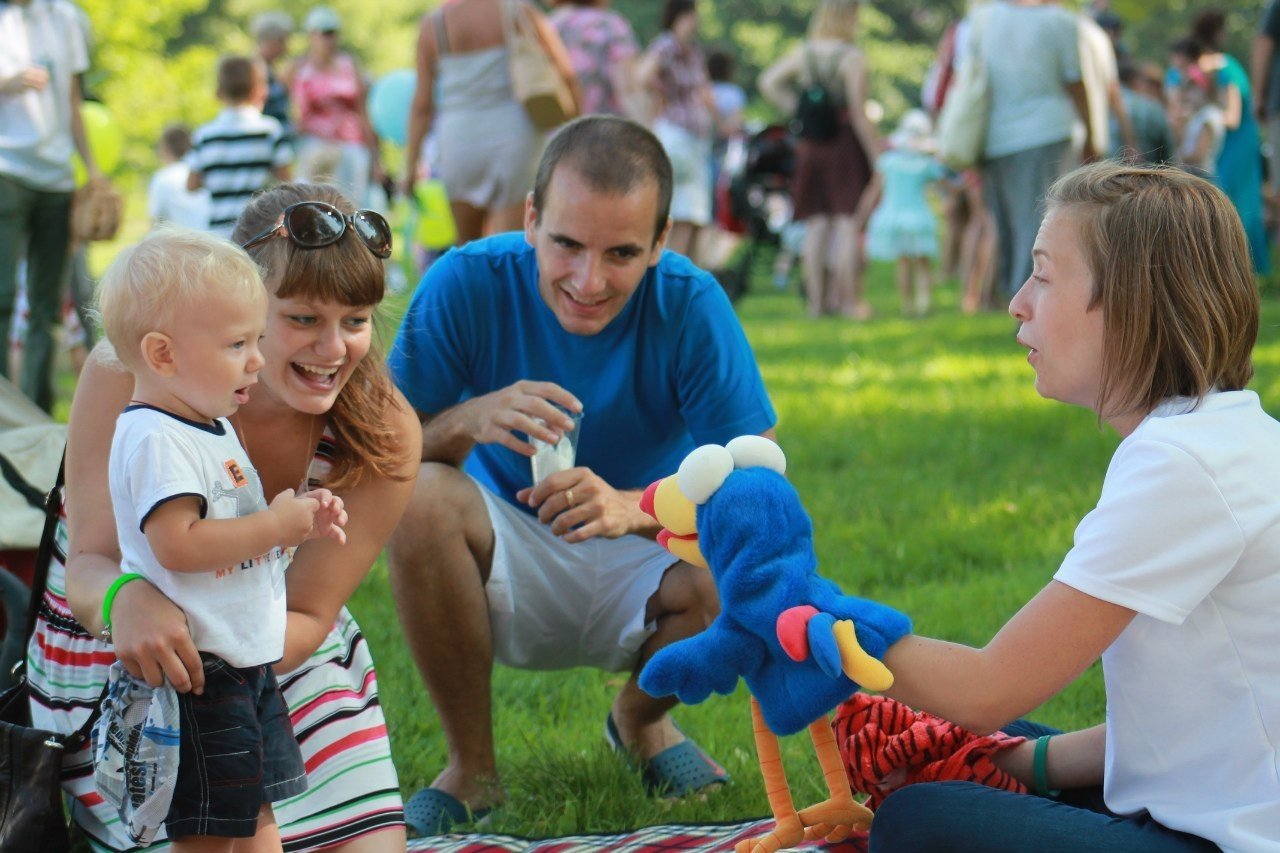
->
<box><xmin>186</xmin><ymin>106</ymin><xmax>291</xmax><ymax>237</ymax></box>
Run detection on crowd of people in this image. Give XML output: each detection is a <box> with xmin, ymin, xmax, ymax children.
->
<box><xmin>3</xmin><ymin>1</ymin><xmax>1280</xmax><ymax>852</ymax></box>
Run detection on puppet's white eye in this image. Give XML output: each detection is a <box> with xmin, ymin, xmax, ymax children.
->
<box><xmin>726</xmin><ymin>435</ymin><xmax>786</xmax><ymax>475</ymax></box>
<box><xmin>677</xmin><ymin>444</ymin><xmax>734</xmax><ymax>504</ymax></box>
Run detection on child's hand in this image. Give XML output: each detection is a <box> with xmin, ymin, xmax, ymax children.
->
<box><xmin>299</xmin><ymin>488</ymin><xmax>348</xmax><ymax>545</ymax></box>
<box><xmin>268</xmin><ymin>489</ymin><xmax>321</xmax><ymax>547</ymax></box>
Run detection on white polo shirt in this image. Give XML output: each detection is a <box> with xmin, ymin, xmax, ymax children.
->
<box><xmin>1057</xmin><ymin>390</ymin><xmax>1280</xmax><ymax>852</ymax></box>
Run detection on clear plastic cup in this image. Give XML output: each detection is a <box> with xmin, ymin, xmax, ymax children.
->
<box><xmin>530</xmin><ymin>407</ymin><xmax>583</xmax><ymax>485</ymax></box>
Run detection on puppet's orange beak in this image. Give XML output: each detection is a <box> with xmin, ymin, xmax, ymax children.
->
<box><xmin>640</xmin><ymin>475</ymin><xmax>708</xmax><ymax>569</ymax></box>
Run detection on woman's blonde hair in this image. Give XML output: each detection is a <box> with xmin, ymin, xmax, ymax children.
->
<box><xmin>1044</xmin><ymin>162</ymin><xmax>1258</xmax><ymax>421</ymax></box>
<box><xmin>809</xmin><ymin>0</ymin><xmax>859</xmax><ymax>42</ymax></box>
<box><xmin>234</xmin><ymin>182</ymin><xmax>407</xmax><ymax>490</ymax></box>
<box><xmin>96</xmin><ymin>226</ymin><xmax>265</xmax><ymax>372</ymax></box>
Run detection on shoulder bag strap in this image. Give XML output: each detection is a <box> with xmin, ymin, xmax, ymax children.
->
<box><xmin>22</xmin><ymin>450</ymin><xmax>64</xmax><ymax>645</ymax></box>
<box><xmin>431</xmin><ymin>9</ymin><xmax>449</xmax><ymax>57</ymax></box>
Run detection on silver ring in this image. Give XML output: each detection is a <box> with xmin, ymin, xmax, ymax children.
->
<box><xmin>566</xmin><ymin>488</ymin><xmax>576</xmax><ymax>507</ymax></box>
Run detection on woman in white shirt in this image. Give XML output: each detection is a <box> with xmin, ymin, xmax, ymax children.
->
<box><xmin>842</xmin><ymin>162</ymin><xmax>1277</xmax><ymax>852</ymax></box>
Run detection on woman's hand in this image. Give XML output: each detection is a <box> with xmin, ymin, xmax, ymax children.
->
<box><xmin>110</xmin><ymin>579</ymin><xmax>206</xmax><ymax>694</ymax></box>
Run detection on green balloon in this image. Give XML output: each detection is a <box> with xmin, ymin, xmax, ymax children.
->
<box><xmin>73</xmin><ymin>101</ymin><xmax>124</xmax><ymax>183</ymax></box>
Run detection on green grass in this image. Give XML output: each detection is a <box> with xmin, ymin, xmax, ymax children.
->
<box><xmin>345</xmin><ymin>253</ymin><xmax>1280</xmax><ymax>836</ymax></box>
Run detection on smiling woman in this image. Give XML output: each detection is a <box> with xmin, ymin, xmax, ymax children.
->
<box><xmin>26</xmin><ymin>183</ymin><xmax>421</xmax><ymax>852</ymax></box>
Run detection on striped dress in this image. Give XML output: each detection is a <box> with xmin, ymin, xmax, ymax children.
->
<box><xmin>26</xmin><ymin>430</ymin><xmax>405</xmax><ymax>851</ymax></box>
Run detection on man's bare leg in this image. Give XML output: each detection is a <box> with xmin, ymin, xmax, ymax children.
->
<box><xmin>609</xmin><ymin>561</ymin><xmax>720</xmax><ymax>759</ymax></box>
<box><xmin>387</xmin><ymin>463</ymin><xmax>502</xmax><ymax>810</ymax></box>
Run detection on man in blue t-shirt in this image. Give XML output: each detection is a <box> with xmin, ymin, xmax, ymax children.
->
<box><xmin>387</xmin><ymin>116</ymin><xmax>776</xmax><ymax>834</ymax></box>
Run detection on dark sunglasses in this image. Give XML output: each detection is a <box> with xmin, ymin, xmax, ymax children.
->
<box><xmin>240</xmin><ymin>201</ymin><xmax>392</xmax><ymax>258</ymax></box>
<box><xmin>318</xmin><ymin>29</ymin><xmax>339</xmax><ymax>37</ymax></box>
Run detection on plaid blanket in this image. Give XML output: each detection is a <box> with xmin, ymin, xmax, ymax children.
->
<box><xmin>407</xmin><ymin>819</ymin><xmax>869</xmax><ymax>852</ymax></box>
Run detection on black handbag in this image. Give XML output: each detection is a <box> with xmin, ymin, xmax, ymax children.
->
<box><xmin>0</xmin><ymin>456</ymin><xmax>100</xmax><ymax>853</ymax></box>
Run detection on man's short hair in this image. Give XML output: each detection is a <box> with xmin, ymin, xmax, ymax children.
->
<box><xmin>250</xmin><ymin>10</ymin><xmax>294</xmax><ymax>42</ymax></box>
<box><xmin>97</xmin><ymin>227</ymin><xmax>265</xmax><ymax>372</ymax></box>
<box><xmin>531</xmin><ymin>116</ymin><xmax>673</xmax><ymax>244</ymax></box>
<box><xmin>217</xmin><ymin>55</ymin><xmax>261</xmax><ymax>103</ymax></box>
<box><xmin>160</xmin><ymin>124</ymin><xmax>193</xmax><ymax>159</ymax></box>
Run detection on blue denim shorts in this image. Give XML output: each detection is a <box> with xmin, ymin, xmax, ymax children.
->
<box><xmin>165</xmin><ymin>655</ymin><xmax>307</xmax><ymax>839</ymax></box>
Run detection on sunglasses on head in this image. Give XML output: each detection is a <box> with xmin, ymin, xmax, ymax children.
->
<box><xmin>240</xmin><ymin>201</ymin><xmax>392</xmax><ymax>258</ymax></box>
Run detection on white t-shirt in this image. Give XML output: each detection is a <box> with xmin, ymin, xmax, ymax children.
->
<box><xmin>0</xmin><ymin>0</ymin><xmax>89</xmax><ymax>191</ymax></box>
<box><xmin>1056</xmin><ymin>391</ymin><xmax>1280</xmax><ymax>852</ymax></box>
<box><xmin>108</xmin><ymin>405</ymin><xmax>288</xmax><ymax>668</ymax></box>
<box><xmin>977</xmin><ymin>3</ymin><xmax>1081</xmax><ymax>159</ymax></box>
<box><xmin>146</xmin><ymin>161</ymin><xmax>210</xmax><ymax>231</ymax></box>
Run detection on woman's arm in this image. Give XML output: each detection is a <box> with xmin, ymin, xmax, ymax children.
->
<box><xmin>991</xmin><ymin>722</ymin><xmax>1107</xmax><ymax>790</ymax></box>
<box><xmin>279</xmin><ymin>391</ymin><xmax>421</xmax><ymax>671</ymax></box>
<box><xmin>63</xmin><ymin>346</ymin><xmax>206</xmax><ymax>692</ymax></box>
<box><xmin>403</xmin><ymin>13</ymin><xmax>438</xmax><ymax>196</ymax></box>
<box><xmin>348</xmin><ymin>56</ymin><xmax>384</xmax><ymax>185</ymax></box>
<box><xmin>1221</xmin><ymin>80</ymin><xmax>1243</xmax><ymax>131</ymax></box>
<box><xmin>843</xmin><ymin>50</ymin><xmax>881</xmax><ymax>164</ymax></box>
<box><xmin>882</xmin><ymin>579</ymin><xmax>1135</xmax><ymax>734</ymax></box>
<box><xmin>759</xmin><ymin>47</ymin><xmax>801</xmax><ymax>115</ymax></box>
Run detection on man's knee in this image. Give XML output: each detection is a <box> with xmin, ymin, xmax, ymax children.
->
<box><xmin>654</xmin><ymin>562</ymin><xmax>720</xmax><ymax>624</ymax></box>
<box><xmin>388</xmin><ymin>463</ymin><xmax>488</xmax><ymax>565</ymax></box>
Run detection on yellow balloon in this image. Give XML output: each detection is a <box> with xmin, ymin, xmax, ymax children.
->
<box><xmin>73</xmin><ymin>102</ymin><xmax>123</xmax><ymax>184</ymax></box>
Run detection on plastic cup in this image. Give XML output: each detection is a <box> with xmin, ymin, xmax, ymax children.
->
<box><xmin>530</xmin><ymin>407</ymin><xmax>583</xmax><ymax>485</ymax></box>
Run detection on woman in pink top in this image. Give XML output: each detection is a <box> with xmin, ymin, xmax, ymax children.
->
<box><xmin>290</xmin><ymin>6</ymin><xmax>383</xmax><ymax>207</ymax></box>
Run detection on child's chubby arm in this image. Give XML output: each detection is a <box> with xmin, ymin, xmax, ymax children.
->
<box><xmin>144</xmin><ymin>488</ymin><xmax>330</xmax><ymax>573</ymax></box>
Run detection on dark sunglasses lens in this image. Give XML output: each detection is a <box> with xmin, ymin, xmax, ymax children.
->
<box><xmin>287</xmin><ymin>203</ymin><xmax>346</xmax><ymax>248</ymax></box>
<box><xmin>354</xmin><ymin>210</ymin><xmax>393</xmax><ymax>258</ymax></box>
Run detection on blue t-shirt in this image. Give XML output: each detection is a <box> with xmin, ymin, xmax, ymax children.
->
<box><xmin>389</xmin><ymin>232</ymin><xmax>776</xmax><ymax>512</ymax></box>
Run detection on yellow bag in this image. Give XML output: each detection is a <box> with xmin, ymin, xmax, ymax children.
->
<box><xmin>503</xmin><ymin>0</ymin><xmax>576</xmax><ymax>131</ymax></box>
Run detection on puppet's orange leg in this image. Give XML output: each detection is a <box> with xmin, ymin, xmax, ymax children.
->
<box><xmin>797</xmin><ymin>713</ymin><xmax>874</xmax><ymax>842</ymax></box>
<box><xmin>735</xmin><ymin>698</ymin><xmax>804</xmax><ymax>853</ymax></box>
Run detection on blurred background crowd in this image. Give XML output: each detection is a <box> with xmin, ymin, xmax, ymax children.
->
<box><xmin>3</xmin><ymin>0</ymin><xmax>1279</xmax><ymax>415</ymax></box>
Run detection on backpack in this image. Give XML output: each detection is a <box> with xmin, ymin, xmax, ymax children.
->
<box><xmin>792</xmin><ymin>48</ymin><xmax>841</xmax><ymax>141</ymax></box>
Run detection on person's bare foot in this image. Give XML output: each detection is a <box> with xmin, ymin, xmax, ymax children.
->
<box><xmin>609</xmin><ymin>705</ymin><xmax>684</xmax><ymax>761</ymax></box>
<box><xmin>428</xmin><ymin>766</ymin><xmax>505</xmax><ymax>814</ymax></box>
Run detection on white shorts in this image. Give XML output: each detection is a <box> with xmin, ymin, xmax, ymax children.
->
<box><xmin>479</xmin><ymin>482</ymin><xmax>677</xmax><ymax>673</ymax></box>
<box><xmin>654</xmin><ymin>118</ymin><xmax>713</xmax><ymax>226</ymax></box>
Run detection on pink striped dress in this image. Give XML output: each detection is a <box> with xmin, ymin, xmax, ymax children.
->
<box><xmin>26</xmin><ymin>429</ymin><xmax>405</xmax><ymax>850</ymax></box>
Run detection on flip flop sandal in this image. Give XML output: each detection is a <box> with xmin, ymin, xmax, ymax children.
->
<box><xmin>403</xmin><ymin>787</ymin><xmax>492</xmax><ymax>837</ymax></box>
<box><xmin>605</xmin><ymin>712</ymin><xmax>730</xmax><ymax>799</ymax></box>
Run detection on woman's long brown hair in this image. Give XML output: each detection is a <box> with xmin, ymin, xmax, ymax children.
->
<box><xmin>235</xmin><ymin>183</ymin><xmax>410</xmax><ymax>490</ymax></box>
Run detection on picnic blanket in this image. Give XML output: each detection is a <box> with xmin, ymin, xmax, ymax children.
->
<box><xmin>407</xmin><ymin>819</ymin><xmax>869</xmax><ymax>852</ymax></box>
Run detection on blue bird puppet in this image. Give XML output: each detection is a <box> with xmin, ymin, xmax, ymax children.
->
<box><xmin>638</xmin><ymin>437</ymin><xmax>911</xmax><ymax>853</ymax></box>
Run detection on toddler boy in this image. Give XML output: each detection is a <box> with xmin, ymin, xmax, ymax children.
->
<box><xmin>93</xmin><ymin>227</ymin><xmax>344</xmax><ymax>849</ymax></box>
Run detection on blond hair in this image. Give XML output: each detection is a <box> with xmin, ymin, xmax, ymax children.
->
<box><xmin>809</xmin><ymin>0</ymin><xmax>859</xmax><ymax>41</ymax></box>
<box><xmin>96</xmin><ymin>226</ymin><xmax>265</xmax><ymax>372</ymax></box>
<box><xmin>1044</xmin><ymin>162</ymin><xmax>1258</xmax><ymax>422</ymax></box>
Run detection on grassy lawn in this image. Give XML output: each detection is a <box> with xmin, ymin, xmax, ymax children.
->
<box><xmin>345</xmin><ymin>255</ymin><xmax>1280</xmax><ymax>838</ymax></box>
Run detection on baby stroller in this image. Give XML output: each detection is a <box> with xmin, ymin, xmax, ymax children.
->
<box><xmin>711</xmin><ymin>123</ymin><xmax>797</xmax><ymax>303</ymax></box>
